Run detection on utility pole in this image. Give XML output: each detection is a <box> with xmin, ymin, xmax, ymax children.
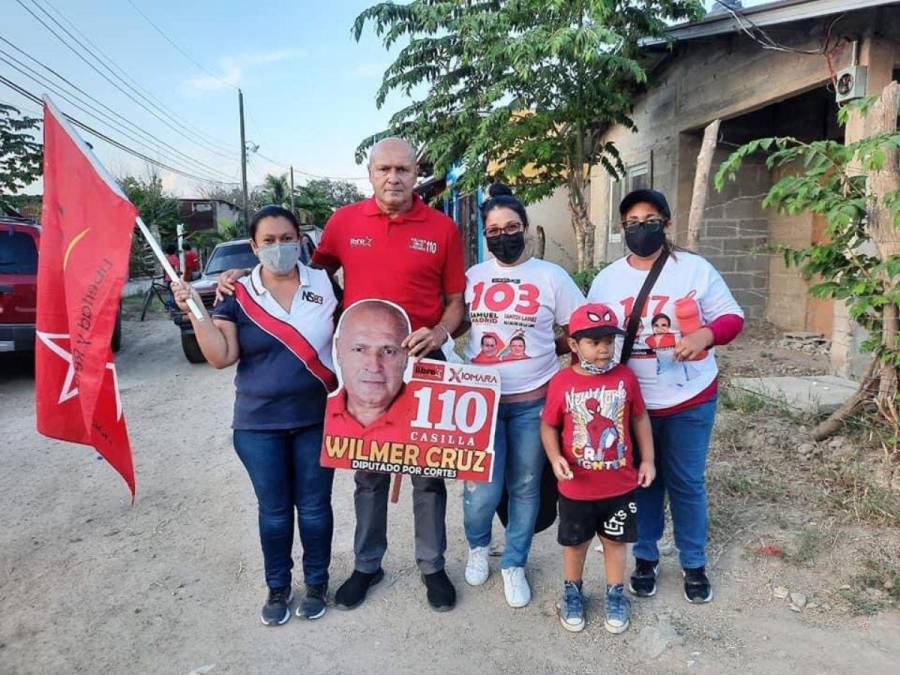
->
<box><xmin>290</xmin><ymin>165</ymin><xmax>296</xmax><ymax>217</ymax></box>
<box><xmin>239</xmin><ymin>88</ymin><xmax>249</xmax><ymax>225</ymax></box>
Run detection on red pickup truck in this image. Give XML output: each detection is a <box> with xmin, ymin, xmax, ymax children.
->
<box><xmin>0</xmin><ymin>211</ymin><xmax>121</xmax><ymax>355</ymax></box>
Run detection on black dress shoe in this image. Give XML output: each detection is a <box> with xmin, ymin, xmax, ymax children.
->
<box><xmin>422</xmin><ymin>569</ymin><xmax>456</xmax><ymax>612</ymax></box>
<box><xmin>335</xmin><ymin>569</ymin><xmax>384</xmax><ymax>610</ymax></box>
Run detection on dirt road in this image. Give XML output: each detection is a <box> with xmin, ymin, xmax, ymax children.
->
<box><xmin>1</xmin><ymin>317</ymin><xmax>898</xmax><ymax>674</ymax></box>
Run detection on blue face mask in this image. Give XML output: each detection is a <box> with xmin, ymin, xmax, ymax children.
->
<box><xmin>256</xmin><ymin>242</ymin><xmax>300</xmax><ymax>275</ymax></box>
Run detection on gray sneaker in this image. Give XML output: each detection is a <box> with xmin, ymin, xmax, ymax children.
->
<box><xmin>297</xmin><ymin>584</ymin><xmax>327</xmax><ymax>620</ymax></box>
<box><xmin>605</xmin><ymin>583</ymin><xmax>632</xmax><ymax>634</ymax></box>
<box><xmin>558</xmin><ymin>581</ymin><xmax>585</xmax><ymax>632</ymax></box>
<box><xmin>261</xmin><ymin>586</ymin><xmax>293</xmax><ymax>626</ymax></box>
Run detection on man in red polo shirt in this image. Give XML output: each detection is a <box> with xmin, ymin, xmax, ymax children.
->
<box><xmin>312</xmin><ymin>137</ymin><xmax>466</xmax><ymax>359</ymax></box>
<box><xmin>314</xmin><ymin>138</ymin><xmax>465</xmax><ymax>613</ymax></box>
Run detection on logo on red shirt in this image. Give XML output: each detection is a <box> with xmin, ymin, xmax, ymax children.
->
<box><xmin>409</xmin><ymin>237</ymin><xmax>438</xmax><ymax>254</ymax></box>
<box><xmin>350</xmin><ymin>236</ymin><xmax>374</xmax><ymax>247</ymax></box>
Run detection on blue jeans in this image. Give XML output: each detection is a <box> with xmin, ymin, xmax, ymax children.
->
<box><xmin>233</xmin><ymin>425</ymin><xmax>334</xmax><ymax>590</ymax></box>
<box><xmin>463</xmin><ymin>398</ymin><xmax>546</xmax><ymax>568</ymax></box>
<box><xmin>634</xmin><ymin>397</ymin><xmax>717</xmax><ymax>569</ymax></box>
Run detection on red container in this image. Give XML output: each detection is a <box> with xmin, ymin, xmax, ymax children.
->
<box><xmin>674</xmin><ymin>290</ymin><xmax>707</xmax><ymax>359</ymax></box>
<box><xmin>674</xmin><ymin>290</ymin><xmax>702</xmax><ymax>335</ymax></box>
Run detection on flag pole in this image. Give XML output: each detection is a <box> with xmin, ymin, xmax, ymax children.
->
<box><xmin>134</xmin><ymin>217</ymin><xmax>204</xmax><ymax>321</ymax></box>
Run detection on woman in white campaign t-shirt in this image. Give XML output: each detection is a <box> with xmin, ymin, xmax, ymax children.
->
<box><xmin>587</xmin><ymin>189</ymin><xmax>744</xmax><ymax>605</ymax></box>
<box><xmin>462</xmin><ymin>184</ymin><xmax>585</xmax><ymax>608</ymax></box>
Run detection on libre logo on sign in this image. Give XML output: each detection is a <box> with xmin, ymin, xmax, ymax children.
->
<box><xmin>413</xmin><ymin>362</ymin><xmax>445</xmax><ymax>381</ymax></box>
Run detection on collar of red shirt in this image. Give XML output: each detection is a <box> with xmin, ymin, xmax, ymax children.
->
<box><xmin>327</xmin><ymin>385</ymin><xmax>408</xmax><ymax>434</ymax></box>
<box><xmin>361</xmin><ymin>194</ymin><xmax>428</xmax><ymax>222</ymax></box>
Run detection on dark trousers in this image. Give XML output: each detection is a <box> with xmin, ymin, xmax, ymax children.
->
<box><xmin>233</xmin><ymin>424</ymin><xmax>334</xmax><ymax>589</ymax></box>
<box><xmin>352</xmin><ymin>346</ymin><xmax>447</xmax><ymax>575</ymax></box>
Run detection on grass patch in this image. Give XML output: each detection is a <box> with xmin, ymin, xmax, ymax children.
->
<box><xmin>839</xmin><ymin>547</ymin><xmax>900</xmax><ymax>615</ymax></box>
<box><xmin>721</xmin><ymin>388</ymin><xmax>767</xmax><ymax>414</ymax></box>
<box><xmin>784</xmin><ymin>525</ymin><xmax>834</xmax><ymax>566</ymax></box>
<box><xmin>819</xmin><ymin>465</ymin><xmax>900</xmax><ymax>528</ymax></box>
<box><xmin>710</xmin><ymin>466</ymin><xmax>783</xmax><ymax>503</ymax></box>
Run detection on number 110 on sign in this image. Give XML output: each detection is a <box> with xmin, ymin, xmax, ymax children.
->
<box><xmin>411</xmin><ymin>386</ymin><xmax>489</xmax><ymax>434</ymax></box>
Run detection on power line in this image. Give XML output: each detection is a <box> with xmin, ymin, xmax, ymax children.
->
<box><xmin>0</xmin><ymin>39</ymin><xmax>238</xmax><ymax>181</ymax></box>
<box><xmin>252</xmin><ymin>148</ymin><xmax>368</xmax><ymax>182</ymax></box>
<box><xmin>43</xmin><ymin>0</ymin><xmax>237</xmax><ymax>155</ymax></box>
<box><xmin>124</xmin><ymin>0</ymin><xmax>237</xmax><ymax>92</ymax></box>
<box><xmin>15</xmin><ymin>0</ymin><xmax>239</xmax><ymax>160</ymax></box>
<box><xmin>712</xmin><ymin>0</ymin><xmax>844</xmax><ymax>56</ymax></box>
<box><xmin>0</xmin><ymin>52</ymin><xmax>235</xmax><ymax>181</ymax></box>
<box><xmin>0</xmin><ymin>74</ymin><xmax>238</xmax><ymax>184</ymax></box>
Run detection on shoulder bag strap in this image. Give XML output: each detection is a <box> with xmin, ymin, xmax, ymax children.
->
<box><xmin>620</xmin><ymin>248</ymin><xmax>669</xmax><ymax>364</ymax></box>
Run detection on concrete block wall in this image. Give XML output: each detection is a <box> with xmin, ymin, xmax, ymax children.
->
<box><xmin>694</xmin><ymin>150</ymin><xmax>770</xmax><ymax>319</ymax></box>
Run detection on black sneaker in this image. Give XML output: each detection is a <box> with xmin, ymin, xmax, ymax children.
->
<box><xmin>335</xmin><ymin>569</ymin><xmax>384</xmax><ymax>610</ymax></box>
<box><xmin>683</xmin><ymin>566</ymin><xmax>713</xmax><ymax>603</ymax></box>
<box><xmin>260</xmin><ymin>586</ymin><xmax>293</xmax><ymax>626</ymax></box>
<box><xmin>628</xmin><ymin>558</ymin><xmax>660</xmax><ymax>597</ymax></box>
<box><xmin>422</xmin><ymin>569</ymin><xmax>456</xmax><ymax>612</ymax></box>
<box><xmin>297</xmin><ymin>583</ymin><xmax>327</xmax><ymax>620</ymax></box>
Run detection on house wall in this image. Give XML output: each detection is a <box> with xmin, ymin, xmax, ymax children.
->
<box><xmin>526</xmin><ymin>186</ymin><xmax>579</xmax><ymax>272</ymax></box>
<box><xmin>586</xmin><ymin>7</ymin><xmax>900</xmax><ymax>375</ymax></box>
<box><xmin>695</xmin><ymin>149</ymin><xmax>770</xmax><ymax>319</ymax></box>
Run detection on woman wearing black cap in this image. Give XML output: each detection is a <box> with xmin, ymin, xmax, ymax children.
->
<box><xmin>587</xmin><ymin>189</ymin><xmax>744</xmax><ymax>604</ymax></box>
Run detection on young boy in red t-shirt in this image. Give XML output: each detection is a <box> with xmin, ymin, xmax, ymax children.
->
<box><xmin>541</xmin><ymin>303</ymin><xmax>655</xmax><ymax>635</ymax></box>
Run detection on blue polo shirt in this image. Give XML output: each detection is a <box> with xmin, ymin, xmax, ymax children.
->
<box><xmin>212</xmin><ymin>263</ymin><xmax>338</xmax><ymax>430</ymax></box>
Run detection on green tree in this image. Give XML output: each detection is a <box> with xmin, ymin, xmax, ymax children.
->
<box><xmin>715</xmin><ymin>92</ymin><xmax>900</xmax><ymax>437</ymax></box>
<box><xmin>353</xmin><ymin>0</ymin><xmax>701</xmax><ymax>271</ymax></box>
<box><xmin>0</xmin><ymin>104</ymin><xmax>42</xmax><ymax>198</ymax></box>
<box><xmin>302</xmin><ymin>178</ymin><xmax>364</xmax><ymax>209</ymax></box>
<box><xmin>120</xmin><ymin>174</ymin><xmax>180</xmax><ymax>241</ymax></box>
<box><xmin>260</xmin><ymin>173</ymin><xmax>292</xmax><ymax>207</ymax></box>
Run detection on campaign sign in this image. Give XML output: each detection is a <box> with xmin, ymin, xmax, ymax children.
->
<box><xmin>320</xmin><ymin>297</ymin><xmax>499</xmax><ymax>481</ymax></box>
<box><xmin>322</xmin><ymin>358</ymin><xmax>499</xmax><ymax>481</ymax></box>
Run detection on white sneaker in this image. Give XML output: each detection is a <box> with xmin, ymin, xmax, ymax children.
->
<box><xmin>501</xmin><ymin>566</ymin><xmax>531</xmax><ymax>608</ymax></box>
<box><xmin>465</xmin><ymin>546</ymin><xmax>490</xmax><ymax>586</ymax></box>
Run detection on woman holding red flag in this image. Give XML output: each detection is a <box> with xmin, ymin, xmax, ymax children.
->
<box><xmin>172</xmin><ymin>205</ymin><xmax>339</xmax><ymax>627</ymax></box>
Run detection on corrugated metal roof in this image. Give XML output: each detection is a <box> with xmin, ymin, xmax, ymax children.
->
<box><xmin>650</xmin><ymin>0</ymin><xmax>898</xmax><ymax>44</ymax></box>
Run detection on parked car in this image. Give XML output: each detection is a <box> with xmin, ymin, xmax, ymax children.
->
<box><xmin>0</xmin><ymin>214</ymin><xmax>40</xmax><ymax>354</ymax></box>
<box><xmin>0</xmin><ymin>212</ymin><xmax>123</xmax><ymax>356</ymax></box>
<box><xmin>171</xmin><ymin>233</ymin><xmax>316</xmax><ymax>363</ymax></box>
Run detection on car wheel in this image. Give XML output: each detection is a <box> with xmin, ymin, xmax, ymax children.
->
<box><xmin>111</xmin><ymin>309</ymin><xmax>123</xmax><ymax>353</ymax></box>
<box><xmin>180</xmin><ymin>330</ymin><xmax>207</xmax><ymax>364</ymax></box>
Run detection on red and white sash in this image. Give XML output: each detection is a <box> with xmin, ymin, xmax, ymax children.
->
<box><xmin>234</xmin><ymin>283</ymin><xmax>338</xmax><ymax>393</ymax></box>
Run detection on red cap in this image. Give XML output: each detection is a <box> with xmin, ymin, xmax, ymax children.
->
<box><xmin>568</xmin><ymin>303</ymin><xmax>625</xmax><ymax>337</ymax></box>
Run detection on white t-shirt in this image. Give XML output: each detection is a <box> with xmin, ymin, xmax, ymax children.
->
<box><xmin>464</xmin><ymin>257</ymin><xmax>585</xmax><ymax>395</ymax></box>
<box><xmin>587</xmin><ymin>252</ymin><xmax>743</xmax><ymax>409</ymax></box>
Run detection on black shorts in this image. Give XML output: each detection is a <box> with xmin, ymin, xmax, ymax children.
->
<box><xmin>557</xmin><ymin>491</ymin><xmax>638</xmax><ymax>546</ymax></box>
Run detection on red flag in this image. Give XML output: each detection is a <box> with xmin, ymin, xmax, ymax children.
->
<box><xmin>35</xmin><ymin>97</ymin><xmax>138</xmax><ymax>497</ymax></box>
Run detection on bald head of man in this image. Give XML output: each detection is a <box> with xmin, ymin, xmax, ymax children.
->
<box><xmin>335</xmin><ymin>300</ymin><xmax>411</xmax><ymax>424</ymax></box>
<box><xmin>368</xmin><ymin>137</ymin><xmax>417</xmax><ymax>215</ymax></box>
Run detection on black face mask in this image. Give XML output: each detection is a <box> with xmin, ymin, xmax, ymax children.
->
<box><xmin>625</xmin><ymin>223</ymin><xmax>667</xmax><ymax>257</ymax></box>
<box><xmin>487</xmin><ymin>232</ymin><xmax>526</xmax><ymax>264</ymax></box>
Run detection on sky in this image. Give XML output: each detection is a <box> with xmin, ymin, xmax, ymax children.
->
<box><xmin>2</xmin><ymin>0</ymin><xmax>769</xmax><ymax>198</ymax></box>
<box><xmin>2</xmin><ymin>0</ymin><xmax>409</xmax><ymax>197</ymax></box>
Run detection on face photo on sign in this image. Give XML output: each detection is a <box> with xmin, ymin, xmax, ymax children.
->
<box><xmin>499</xmin><ymin>333</ymin><xmax>529</xmax><ymax>361</ymax></box>
<box><xmin>332</xmin><ymin>299</ymin><xmax>412</xmax><ymax>426</ymax></box>
<box><xmin>471</xmin><ymin>331</ymin><xmax>505</xmax><ymax>364</ymax></box>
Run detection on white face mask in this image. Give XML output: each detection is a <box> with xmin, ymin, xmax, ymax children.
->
<box><xmin>256</xmin><ymin>242</ymin><xmax>300</xmax><ymax>275</ymax></box>
<box><xmin>575</xmin><ymin>346</ymin><xmax>617</xmax><ymax>375</ymax></box>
